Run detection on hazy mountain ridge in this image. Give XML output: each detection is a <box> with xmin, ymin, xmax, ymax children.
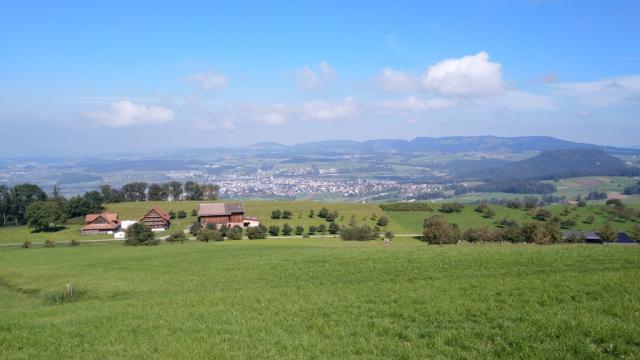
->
<box><xmin>243</xmin><ymin>135</ymin><xmax>638</xmax><ymax>156</ymax></box>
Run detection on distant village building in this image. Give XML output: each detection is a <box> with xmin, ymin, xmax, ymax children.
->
<box><xmin>198</xmin><ymin>202</ymin><xmax>260</xmax><ymax>228</ymax></box>
<box><xmin>81</xmin><ymin>212</ymin><xmax>120</xmax><ymax>235</ymax></box>
<box><xmin>139</xmin><ymin>207</ymin><xmax>171</xmax><ymax>231</ymax></box>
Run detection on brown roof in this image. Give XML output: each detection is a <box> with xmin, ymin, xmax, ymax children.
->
<box><xmin>82</xmin><ymin>222</ymin><xmax>120</xmax><ymax>231</ymax></box>
<box><xmin>140</xmin><ymin>207</ymin><xmax>171</xmax><ymax>222</ymax></box>
<box><xmin>199</xmin><ymin>202</ymin><xmax>245</xmax><ymax>216</ymax></box>
<box><xmin>83</xmin><ymin>212</ymin><xmax>119</xmax><ymax>231</ymax></box>
<box><xmin>84</xmin><ymin>212</ymin><xmax>119</xmax><ymax>224</ymax></box>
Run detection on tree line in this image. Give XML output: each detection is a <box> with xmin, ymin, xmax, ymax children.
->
<box><xmin>0</xmin><ymin>181</ymin><xmax>220</xmax><ymax>230</ymax></box>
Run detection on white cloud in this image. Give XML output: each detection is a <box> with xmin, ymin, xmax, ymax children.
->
<box><xmin>475</xmin><ymin>91</ymin><xmax>557</xmax><ymax>111</ymax></box>
<box><xmin>188</xmin><ymin>71</ymin><xmax>228</xmax><ymax>91</ymax></box>
<box><xmin>421</xmin><ymin>51</ymin><xmax>505</xmax><ymax>96</ymax></box>
<box><xmin>293</xmin><ymin>62</ymin><xmax>337</xmax><ymax>91</ymax></box>
<box><xmin>375</xmin><ymin>68</ymin><xmax>416</xmax><ymax>92</ymax></box>
<box><xmin>256</xmin><ymin>106</ymin><xmax>289</xmax><ymax>125</ymax></box>
<box><xmin>549</xmin><ymin>75</ymin><xmax>640</xmax><ymax>106</ymax></box>
<box><xmin>84</xmin><ymin>100</ymin><xmax>174</xmax><ymax>127</ymax></box>
<box><xmin>378</xmin><ymin>96</ymin><xmax>456</xmax><ymax>111</ymax></box>
<box><xmin>300</xmin><ymin>97</ymin><xmax>358</xmax><ymax>120</ymax></box>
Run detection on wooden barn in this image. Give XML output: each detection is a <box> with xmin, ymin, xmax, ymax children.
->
<box><xmin>139</xmin><ymin>207</ymin><xmax>171</xmax><ymax>230</ymax></box>
<box><xmin>81</xmin><ymin>212</ymin><xmax>120</xmax><ymax>235</ymax></box>
<box><xmin>198</xmin><ymin>202</ymin><xmax>259</xmax><ymax>228</ymax></box>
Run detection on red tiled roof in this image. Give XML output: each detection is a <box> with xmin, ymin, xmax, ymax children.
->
<box><xmin>85</xmin><ymin>212</ymin><xmax>118</xmax><ymax>224</ymax></box>
<box><xmin>82</xmin><ymin>212</ymin><xmax>119</xmax><ymax>231</ymax></box>
<box><xmin>140</xmin><ymin>207</ymin><xmax>171</xmax><ymax>222</ymax></box>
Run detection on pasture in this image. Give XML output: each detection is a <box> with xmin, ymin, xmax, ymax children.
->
<box><xmin>0</xmin><ymin>239</ymin><xmax>639</xmax><ymax>358</ymax></box>
<box><xmin>1</xmin><ymin>199</ymin><xmax>639</xmax><ymax>245</ymax></box>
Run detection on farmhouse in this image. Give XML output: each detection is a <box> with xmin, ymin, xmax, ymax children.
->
<box><xmin>198</xmin><ymin>202</ymin><xmax>260</xmax><ymax>228</ymax></box>
<box><xmin>140</xmin><ymin>207</ymin><xmax>171</xmax><ymax>231</ymax></box>
<box><xmin>81</xmin><ymin>212</ymin><xmax>120</xmax><ymax>235</ymax></box>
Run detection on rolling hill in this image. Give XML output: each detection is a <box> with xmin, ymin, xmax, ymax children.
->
<box><xmin>468</xmin><ymin>148</ymin><xmax>639</xmax><ymax>181</ymax></box>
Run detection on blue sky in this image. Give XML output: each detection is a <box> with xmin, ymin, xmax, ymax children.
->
<box><xmin>1</xmin><ymin>0</ymin><xmax>639</xmax><ymax>155</ymax></box>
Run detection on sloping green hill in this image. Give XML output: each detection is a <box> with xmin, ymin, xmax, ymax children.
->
<box><xmin>469</xmin><ymin>148</ymin><xmax>637</xmax><ymax>181</ymax></box>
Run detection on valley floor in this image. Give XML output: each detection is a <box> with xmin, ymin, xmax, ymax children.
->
<box><xmin>1</xmin><ymin>238</ymin><xmax>639</xmax><ymax>358</ymax></box>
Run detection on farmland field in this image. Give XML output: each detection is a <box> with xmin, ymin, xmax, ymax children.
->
<box><xmin>1</xmin><ymin>239</ymin><xmax>639</xmax><ymax>358</ymax></box>
<box><xmin>2</xmin><ymin>199</ymin><xmax>639</xmax><ymax>245</ymax></box>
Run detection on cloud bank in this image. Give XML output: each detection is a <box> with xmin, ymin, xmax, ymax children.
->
<box><xmin>84</xmin><ymin>100</ymin><xmax>174</xmax><ymax>127</ymax></box>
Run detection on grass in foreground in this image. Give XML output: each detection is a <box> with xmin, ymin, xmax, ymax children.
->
<box><xmin>1</xmin><ymin>238</ymin><xmax>639</xmax><ymax>358</ymax></box>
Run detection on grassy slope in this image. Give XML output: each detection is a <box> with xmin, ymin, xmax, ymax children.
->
<box><xmin>1</xmin><ymin>239</ymin><xmax>639</xmax><ymax>358</ymax></box>
<box><xmin>1</xmin><ymin>199</ymin><xmax>638</xmax><ymax>244</ymax></box>
<box><xmin>388</xmin><ymin>203</ymin><xmax>640</xmax><ymax>234</ymax></box>
<box><xmin>449</xmin><ymin>176</ymin><xmax>640</xmax><ymax>203</ymax></box>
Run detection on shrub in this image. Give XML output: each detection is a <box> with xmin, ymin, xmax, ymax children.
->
<box><xmin>295</xmin><ymin>226</ymin><xmax>304</xmax><ymax>235</ymax></box>
<box><xmin>271</xmin><ymin>209</ymin><xmax>281</xmax><ymax>219</ymax></box>
<box><xmin>168</xmin><ymin>210</ymin><xmax>176</xmax><ymax>219</ymax></box>
<box><xmin>475</xmin><ymin>202</ymin><xmax>489</xmax><ymax>213</ymax></box>
<box><xmin>384</xmin><ymin>231</ymin><xmax>394</xmax><ymax>241</ymax></box>
<box><xmin>506</xmin><ymin>199</ymin><xmax>522</xmax><ymax>209</ymax></box>
<box><xmin>328</xmin><ymin>222</ymin><xmax>340</xmax><ymax>235</ymax></box>
<box><xmin>177</xmin><ymin>210</ymin><xmax>187</xmax><ymax>219</ymax></box>
<box><xmin>246</xmin><ymin>226</ymin><xmax>266</xmax><ymax>240</ymax></box>
<box><xmin>167</xmin><ymin>231</ymin><xmax>187</xmax><ymax>244</ymax></box>
<box><xmin>268</xmin><ymin>225</ymin><xmax>280</xmax><ymax>236</ymax></box>
<box><xmin>44</xmin><ymin>239</ymin><xmax>55</xmax><ymax>248</ymax></box>
<box><xmin>190</xmin><ymin>222</ymin><xmax>202</xmax><ymax>235</ymax></box>
<box><xmin>597</xmin><ymin>222</ymin><xmax>617</xmax><ymax>243</ymax></box>
<box><xmin>125</xmin><ymin>223</ymin><xmax>158</xmax><ymax>246</ymax></box>
<box><xmin>339</xmin><ymin>225</ymin><xmax>379</xmax><ymax>241</ymax></box>
<box><xmin>318</xmin><ymin>207</ymin><xmax>329</xmax><ymax>218</ymax></box>
<box><xmin>584</xmin><ymin>214</ymin><xmax>595</xmax><ymax>224</ymax></box>
<box><xmin>206</xmin><ymin>222</ymin><xmax>217</xmax><ymax>230</ymax></box>
<box><xmin>317</xmin><ymin>224</ymin><xmax>326</xmax><ymax>234</ymax></box>
<box><xmin>191</xmin><ymin>209</ymin><xmax>198</xmax><ymax>217</ymax></box>
<box><xmin>22</xmin><ymin>240</ymin><xmax>32</xmax><ymax>249</ymax></box>
<box><xmin>376</xmin><ymin>215</ymin><xmax>389</xmax><ymax>227</ymax></box>
<box><xmin>308</xmin><ymin>210</ymin><xmax>314</xmax><ymax>218</ymax></box>
<box><xmin>282</xmin><ymin>223</ymin><xmax>292</xmax><ymax>236</ymax></box>
<box><xmin>325</xmin><ymin>210</ymin><xmax>338</xmax><ymax>222</ymax></box>
<box><xmin>463</xmin><ymin>227</ymin><xmax>492</xmax><ymax>244</ymax></box>
<box><xmin>69</xmin><ymin>239</ymin><xmax>80</xmax><ymax>246</ymax></box>
<box><xmin>439</xmin><ymin>202</ymin><xmax>464</xmax><ymax>213</ymax></box>
<box><xmin>482</xmin><ymin>208</ymin><xmax>495</xmax><ymax>219</ymax></box>
<box><xmin>308</xmin><ymin>225</ymin><xmax>317</xmax><ymax>235</ymax></box>
<box><xmin>560</xmin><ymin>219</ymin><xmax>576</xmax><ymax>229</ymax></box>
<box><xmin>496</xmin><ymin>218</ymin><xmax>518</xmax><ymax>228</ymax></box>
<box><xmin>196</xmin><ymin>229</ymin><xmax>213</xmax><ymax>242</ymax></box>
<box><xmin>219</xmin><ymin>224</ymin><xmax>229</xmax><ymax>237</ymax></box>
<box><xmin>282</xmin><ymin>210</ymin><xmax>292</xmax><ymax>219</ymax></box>
<box><xmin>227</xmin><ymin>226</ymin><xmax>244</xmax><ymax>240</ymax></box>
<box><xmin>422</xmin><ymin>215</ymin><xmax>462</xmax><ymax>245</ymax></box>
<box><xmin>534</xmin><ymin>209</ymin><xmax>552</xmax><ymax>221</ymax></box>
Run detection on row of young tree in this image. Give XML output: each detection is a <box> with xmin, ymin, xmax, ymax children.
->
<box><xmin>270</xmin><ymin>207</ymin><xmax>340</xmax><ymax>222</ymax></box>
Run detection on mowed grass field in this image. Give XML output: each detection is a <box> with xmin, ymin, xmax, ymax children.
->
<box><xmin>1</xmin><ymin>239</ymin><xmax>639</xmax><ymax>358</ymax></box>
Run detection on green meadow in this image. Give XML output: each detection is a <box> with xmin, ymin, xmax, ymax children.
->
<box><xmin>1</xmin><ymin>199</ymin><xmax>639</xmax><ymax>245</ymax></box>
<box><xmin>1</xmin><ymin>239</ymin><xmax>639</xmax><ymax>358</ymax></box>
